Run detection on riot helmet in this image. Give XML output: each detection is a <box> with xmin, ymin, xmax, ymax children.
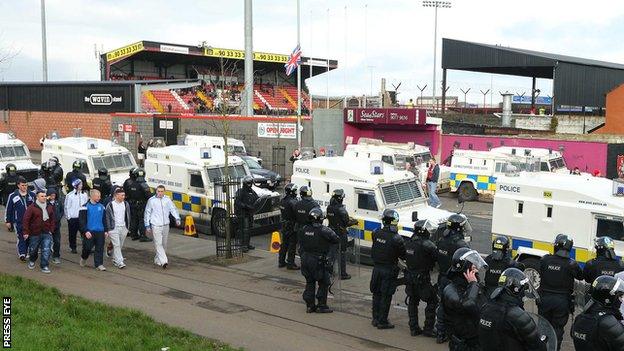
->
<box><xmin>284</xmin><ymin>183</ymin><xmax>298</xmax><ymax>196</ymax></box>
<box><xmin>308</xmin><ymin>207</ymin><xmax>324</xmax><ymax>223</ymax></box>
<box><xmin>242</xmin><ymin>176</ymin><xmax>254</xmax><ymax>188</ymax></box>
<box><xmin>595</xmin><ymin>236</ymin><xmax>617</xmax><ymax>260</ymax></box>
<box><xmin>491</xmin><ymin>235</ymin><xmax>511</xmax><ymax>260</ymax></box>
<box><xmin>381</xmin><ymin>209</ymin><xmax>400</xmax><ymax>226</ymax></box>
<box><xmin>98</xmin><ymin>168</ymin><xmax>109</xmax><ymax>180</ymax></box>
<box><xmin>591</xmin><ymin>275</ymin><xmax>624</xmax><ymax>309</ymax></box>
<box><xmin>553</xmin><ymin>234</ymin><xmax>574</xmax><ymax>258</ymax></box>
<box><xmin>132</xmin><ymin>167</ymin><xmax>146</xmax><ymax>181</ymax></box>
<box><xmin>331</xmin><ymin>189</ymin><xmax>345</xmax><ymax>204</ymax></box>
<box><xmin>48</xmin><ymin>156</ymin><xmax>58</xmax><ymax>168</ymax></box>
<box><xmin>491</xmin><ymin>267</ymin><xmax>539</xmax><ymax>300</ymax></box>
<box><xmin>5</xmin><ymin>163</ymin><xmax>16</xmax><ymax>176</ymax></box>
<box><xmin>413</xmin><ymin>219</ymin><xmax>436</xmax><ymax>239</ymax></box>
<box><xmin>129</xmin><ymin>167</ymin><xmax>138</xmax><ymax>178</ymax></box>
<box><xmin>450</xmin><ymin>247</ymin><xmax>488</xmax><ymax>274</ymax></box>
<box><xmin>72</xmin><ymin>160</ymin><xmax>82</xmax><ymax>171</ymax></box>
<box><xmin>299</xmin><ymin>185</ymin><xmax>312</xmax><ymax>198</ymax></box>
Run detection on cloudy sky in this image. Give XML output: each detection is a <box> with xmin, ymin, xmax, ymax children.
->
<box><xmin>1</xmin><ymin>0</ymin><xmax>624</xmax><ymax>104</ymax></box>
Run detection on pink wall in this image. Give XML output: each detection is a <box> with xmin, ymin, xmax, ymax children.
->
<box><xmin>441</xmin><ymin>134</ymin><xmax>608</xmax><ymax>174</ymax></box>
<box><xmin>343</xmin><ymin>124</ymin><xmax>441</xmax><ymax>157</ymax></box>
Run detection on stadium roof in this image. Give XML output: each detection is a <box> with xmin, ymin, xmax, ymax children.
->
<box><xmin>101</xmin><ymin>40</ymin><xmax>338</xmax><ymax>80</ymax></box>
<box><xmin>442</xmin><ymin>38</ymin><xmax>624</xmax><ymax>108</ymax></box>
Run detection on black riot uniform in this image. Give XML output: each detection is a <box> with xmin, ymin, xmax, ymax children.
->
<box><xmin>278</xmin><ymin>183</ymin><xmax>299</xmax><ymax>269</ymax></box>
<box><xmin>293</xmin><ymin>186</ymin><xmax>320</xmax><ymax>235</ymax></box>
<box><xmin>299</xmin><ymin>208</ymin><xmax>340</xmax><ymax>313</ymax></box>
<box><xmin>234</xmin><ymin>176</ymin><xmax>259</xmax><ymax>252</ymax></box>
<box><xmin>404</xmin><ymin>219</ymin><xmax>439</xmax><ymax>337</ymax></box>
<box><xmin>435</xmin><ymin>213</ymin><xmax>470</xmax><ymax>343</ymax></box>
<box><xmin>64</xmin><ymin>160</ymin><xmax>88</xmax><ymax>192</ymax></box>
<box><xmin>571</xmin><ymin>275</ymin><xmax>624</xmax><ymax>351</ymax></box>
<box><xmin>326</xmin><ymin>189</ymin><xmax>358</xmax><ymax>280</ymax></box>
<box><xmin>484</xmin><ymin>236</ymin><xmax>525</xmax><ymax>297</ymax></box>
<box><xmin>91</xmin><ymin>168</ymin><xmax>112</xmax><ymax>205</ymax></box>
<box><xmin>441</xmin><ymin>247</ymin><xmax>488</xmax><ymax>351</ymax></box>
<box><xmin>479</xmin><ymin>268</ymin><xmax>547</xmax><ymax>351</ymax></box>
<box><xmin>125</xmin><ymin>168</ymin><xmax>152</xmax><ymax>242</ymax></box>
<box><xmin>537</xmin><ymin>234</ymin><xmax>583</xmax><ymax>350</ymax></box>
<box><xmin>46</xmin><ymin>156</ymin><xmax>64</xmax><ymax>192</ymax></box>
<box><xmin>0</xmin><ymin>164</ymin><xmax>19</xmax><ymax>205</ymax></box>
<box><xmin>583</xmin><ymin>237</ymin><xmax>624</xmax><ymax>286</ymax></box>
<box><xmin>370</xmin><ymin>209</ymin><xmax>406</xmax><ymax>330</ymax></box>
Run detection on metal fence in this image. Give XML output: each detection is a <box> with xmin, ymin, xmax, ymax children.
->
<box><xmin>271</xmin><ymin>145</ymin><xmax>286</xmax><ymax>179</ymax></box>
<box><xmin>213</xmin><ymin>178</ymin><xmax>244</xmax><ymax>258</ymax></box>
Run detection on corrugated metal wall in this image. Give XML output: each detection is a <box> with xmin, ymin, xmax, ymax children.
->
<box><xmin>554</xmin><ymin>63</ymin><xmax>624</xmax><ymax>108</ymax></box>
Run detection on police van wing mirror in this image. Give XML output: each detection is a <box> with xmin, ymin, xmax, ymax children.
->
<box><xmin>465</xmin><ymin>235</ymin><xmax>472</xmax><ymax>243</ymax></box>
<box><xmin>411</xmin><ymin>211</ymin><xmax>418</xmax><ymax>222</ymax></box>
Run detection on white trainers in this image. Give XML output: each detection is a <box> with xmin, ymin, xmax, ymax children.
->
<box><xmin>52</xmin><ymin>257</ymin><xmax>61</xmax><ymax>265</ymax></box>
<box><xmin>96</xmin><ymin>265</ymin><xmax>107</xmax><ymax>271</ymax></box>
<box><xmin>27</xmin><ymin>261</ymin><xmax>35</xmax><ymax>270</ymax></box>
<box><xmin>41</xmin><ymin>267</ymin><xmax>51</xmax><ymax>274</ymax></box>
<box><xmin>117</xmin><ymin>263</ymin><xmax>126</xmax><ymax>269</ymax></box>
<box><xmin>79</xmin><ymin>258</ymin><xmax>85</xmax><ymax>267</ymax></box>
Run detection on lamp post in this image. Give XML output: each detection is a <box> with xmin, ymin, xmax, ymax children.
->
<box><xmin>422</xmin><ymin>1</ymin><xmax>451</xmax><ymax>110</ymax></box>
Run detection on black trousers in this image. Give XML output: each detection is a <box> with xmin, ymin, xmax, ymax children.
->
<box><xmin>538</xmin><ymin>292</ymin><xmax>571</xmax><ymax>351</ymax></box>
<box><xmin>238</xmin><ymin>215</ymin><xmax>253</xmax><ymax>248</ymax></box>
<box><xmin>67</xmin><ymin>218</ymin><xmax>80</xmax><ymax>251</ymax></box>
<box><xmin>129</xmin><ymin>202</ymin><xmax>146</xmax><ymax>238</ymax></box>
<box><xmin>370</xmin><ymin>265</ymin><xmax>399</xmax><ymax>324</ymax></box>
<box><xmin>406</xmin><ymin>271</ymin><xmax>438</xmax><ymax>331</ymax></box>
<box><xmin>301</xmin><ymin>254</ymin><xmax>331</xmax><ymax>307</ymax></box>
<box><xmin>435</xmin><ymin>274</ymin><xmax>451</xmax><ymax>336</ymax></box>
<box><xmin>278</xmin><ymin>222</ymin><xmax>297</xmax><ymax>265</ymax></box>
<box><xmin>328</xmin><ymin>228</ymin><xmax>349</xmax><ymax>277</ymax></box>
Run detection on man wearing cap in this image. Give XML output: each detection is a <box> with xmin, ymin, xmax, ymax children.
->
<box><xmin>105</xmin><ymin>187</ymin><xmax>130</xmax><ymax>269</ymax></box>
<box><xmin>5</xmin><ymin>177</ymin><xmax>35</xmax><ymax>260</ymax></box>
<box><xmin>144</xmin><ymin>185</ymin><xmax>181</xmax><ymax>269</ymax></box>
<box><xmin>64</xmin><ymin>179</ymin><xmax>88</xmax><ymax>254</ymax></box>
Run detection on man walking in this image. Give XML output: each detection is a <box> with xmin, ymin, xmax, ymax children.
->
<box><xmin>144</xmin><ymin>185</ymin><xmax>181</xmax><ymax>269</ymax></box>
<box><xmin>22</xmin><ymin>190</ymin><xmax>56</xmax><ymax>273</ymax></box>
<box><xmin>47</xmin><ymin>188</ymin><xmax>64</xmax><ymax>265</ymax></box>
<box><xmin>5</xmin><ymin>177</ymin><xmax>35</xmax><ymax>260</ymax></box>
<box><xmin>426</xmin><ymin>158</ymin><xmax>441</xmax><ymax>208</ymax></box>
<box><xmin>105</xmin><ymin>187</ymin><xmax>130</xmax><ymax>269</ymax></box>
<box><xmin>78</xmin><ymin>189</ymin><xmax>108</xmax><ymax>271</ymax></box>
<box><xmin>64</xmin><ymin>179</ymin><xmax>88</xmax><ymax>254</ymax></box>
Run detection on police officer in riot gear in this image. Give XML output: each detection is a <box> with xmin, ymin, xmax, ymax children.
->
<box><xmin>294</xmin><ymin>185</ymin><xmax>320</xmax><ymax>235</ymax></box>
<box><xmin>441</xmin><ymin>247</ymin><xmax>488</xmax><ymax>351</ymax></box>
<box><xmin>479</xmin><ymin>268</ymin><xmax>547</xmax><ymax>351</ymax></box>
<box><xmin>299</xmin><ymin>208</ymin><xmax>339</xmax><ymax>313</ymax></box>
<box><xmin>571</xmin><ymin>275</ymin><xmax>624</xmax><ymax>350</ymax></box>
<box><xmin>47</xmin><ymin>156</ymin><xmax>64</xmax><ymax>190</ymax></box>
<box><xmin>435</xmin><ymin>213</ymin><xmax>471</xmax><ymax>343</ymax></box>
<box><xmin>125</xmin><ymin>167</ymin><xmax>152</xmax><ymax>242</ymax></box>
<box><xmin>404</xmin><ymin>219</ymin><xmax>439</xmax><ymax>337</ymax></box>
<box><xmin>583</xmin><ymin>237</ymin><xmax>624</xmax><ymax>286</ymax></box>
<box><xmin>370</xmin><ymin>209</ymin><xmax>406</xmax><ymax>330</ymax></box>
<box><xmin>278</xmin><ymin>183</ymin><xmax>299</xmax><ymax>269</ymax></box>
<box><xmin>234</xmin><ymin>176</ymin><xmax>259</xmax><ymax>252</ymax></box>
<box><xmin>92</xmin><ymin>168</ymin><xmax>112</xmax><ymax>205</ymax></box>
<box><xmin>65</xmin><ymin>160</ymin><xmax>88</xmax><ymax>192</ymax></box>
<box><xmin>484</xmin><ymin>236</ymin><xmax>525</xmax><ymax>297</ymax></box>
<box><xmin>326</xmin><ymin>189</ymin><xmax>358</xmax><ymax>280</ymax></box>
<box><xmin>538</xmin><ymin>234</ymin><xmax>583</xmax><ymax>350</ymax></box>
<box><xmin>0</xmin><ymin>163</ymin><xmax>19</xmax><ymax>205</ymax></box>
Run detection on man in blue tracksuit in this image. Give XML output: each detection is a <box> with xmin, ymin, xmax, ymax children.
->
<box><xmin>78</xmin><ymin>189</ymin><xmax>108</xmax><ymax>271</ymax></box>
<box><xmin>4</xmin><ymin>177</ymin><xmax>35</xmax><ymax>260</ymax></box>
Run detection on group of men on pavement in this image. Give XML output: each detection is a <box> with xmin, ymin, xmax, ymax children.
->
<box><xmin>3</xmin><ymin>158</ymin><xmax>181</xmax><ymax>274</ymax></box>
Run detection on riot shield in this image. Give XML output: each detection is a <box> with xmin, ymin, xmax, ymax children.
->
<box><xmin>574</xmin><ymin>280</ymin><xmax>591</xmax><ymax>310</ymax></box>
<box><xmin>528</xmin><ymin>312</ymin><xmax>558</xmax><ymax>351</ymax></box>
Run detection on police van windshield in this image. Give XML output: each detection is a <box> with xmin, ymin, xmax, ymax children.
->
<box><xmin>206</xmin><ymin>164</ymin><xmax>248</xmax><ymax>182</ymax></box>
<box><xmin>92</xmin><ymin>153</ymin><xmax>136</xmax><ymax>172</ymax></box>
<box><xmin>227</xmin><ymin>145</ymin><xmax>246</xmax><ymax>155</ymax></box>
<box><xmin>380</xmin><ymin>180</ymin><xmax>424</xmax><ymax>206</ymax></box>
<box><xmin>414</xmin><ymin>152</ymin><xmax>431</xmax><ymax>164</ymax></box>
<box><xmin>0</xmin><ymin>145</ymin><xmax>28</xmax><ymax>160</ymax></box>
<box><xmin>549</xmin><ymin>157</ymin><xmax>566</xmax><ymax>170</ymax></box>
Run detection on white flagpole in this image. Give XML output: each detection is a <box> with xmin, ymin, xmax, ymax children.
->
<box><xmin>297</xmin><ymin>0</ymin><xmax>302</xmax><ymax>148</ymax></box>
<box><xmin>309</xmin><ymin>9</ymin><xmax>313</xmax><ymax>113</ymax></box>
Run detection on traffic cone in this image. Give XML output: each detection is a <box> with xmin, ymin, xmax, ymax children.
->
<box><xmin>270</xmin><ymin>231</ymin><xmax>281</xmax><ymax>253</ymax></box>
<box><xmin>184</xmin><ymin>215</ymin><xmax>198</xmax><ymax>238</ymax></box>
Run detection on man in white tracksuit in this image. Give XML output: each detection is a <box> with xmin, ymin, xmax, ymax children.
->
<box><xmin>144</xmin><ymin>185</ymin><xmax>181</xmax><ymax>269</ymax></box>
<box><xmin>105</xmin><ymin>187</ymin><xmax>131</xmax><ymax>269</ymax></box>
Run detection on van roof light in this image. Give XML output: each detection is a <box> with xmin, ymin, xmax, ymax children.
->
<box><xmin>370</xmin><ymin>160</ymin><xmax>384</xmax><ymax>175</ymax></box>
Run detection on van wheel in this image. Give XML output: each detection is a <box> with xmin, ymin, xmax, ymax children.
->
<box><xmin>211</xmin><ymin>209</ymin><xmax>227</xmax><ymax>238</ymax></box>
<box><xmin>521</xmin><ymin>257</ymin><xmax>541</xmax><ymax>290</ymax></box>
<box><xmin>458</xmin><ymin>182</ymin><xmax>478</xmax><ymax>202</ymax></box>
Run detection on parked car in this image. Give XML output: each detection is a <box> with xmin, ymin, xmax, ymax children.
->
<box><xmin>241</xmin><ymin>156</ymin><xmax>281</xmax><ymax>190</ymax></box>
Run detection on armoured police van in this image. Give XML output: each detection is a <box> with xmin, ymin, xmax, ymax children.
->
<box><xmin>448</xmin><ymin>149</ymin><xmax>543</xmax><ymax>202</ymax></box>
<box><xmin>490</xmin><ymin>147</ymin><xmax>569</xmax><ymax>174</ymax></box>
<box><xmin>492</xmin><ymin>172</ymin><xmax>624</xmax><ymax>286</ymax></box>
<box><xmin>41</xmin><ymin>136</ymin><xmax>137</xmax><ymax>186</ymax></box>
<box><xmin>182</xmin><ymin>134</ymin><xmax>262</xmax><ymax>164</ymax></box>
<box><xmin>0</xmin><ymin>133</ymin><xmax>39</xmax><ymax>181</ymax></box>
<box><xmin>144</xmin><ymin>145</ymin><xmax>281</xmax><ymax>236</ymax></box>
<box><xmin>291</xmin><ymin>155</ymin><xmax>453</xmax><ymax>256</ymax></box>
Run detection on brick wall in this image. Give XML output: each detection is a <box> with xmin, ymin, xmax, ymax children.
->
<box><xmin>0</xmin><ymin>111</ymin><xmax>112</xmax><ymax>151</ymax></box>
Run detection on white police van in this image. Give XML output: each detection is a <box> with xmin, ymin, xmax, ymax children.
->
<box><xmin>291</xmin><ymin>154</ymin><xmax>453</xmax><ymax>256</ymax></box>
<box><xmin>492</xmin><ymin>171</ymin><xmax>624</xmax><ymax>287</ymax></box>
<box><xmin>42</xmin><ymin>136</ymin><xmax>137</xmax><ymax>187</ymax></box>
<box><xmin>0</xmin><ymin>133</ymin><xmax>39</xmax><ymax>181</ymax></box>
<box><xmin>144</xmin><ymin>145</ymin><xmax>281</xmax><ymax>236</ymax></box>
<box><xmin>182</xmin><ymin>134</ymin><xmax>262</xmax><ymax>164</ymax></box>
<box><xmin>490</xmin><ymin>147</ymin><xmax>569</xmax><ymax>174</ymax></box>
